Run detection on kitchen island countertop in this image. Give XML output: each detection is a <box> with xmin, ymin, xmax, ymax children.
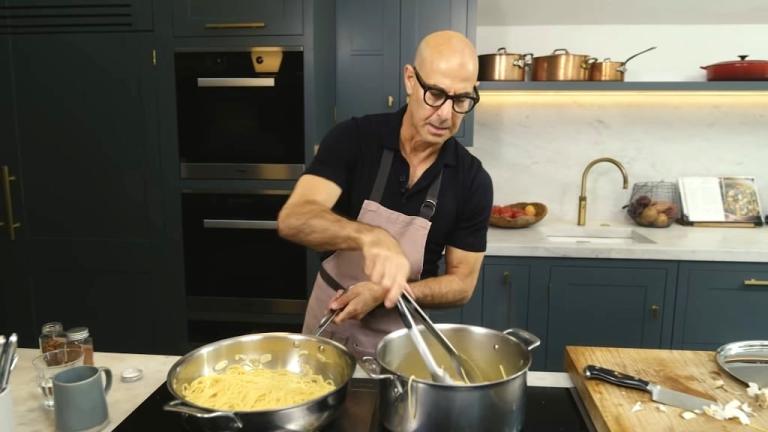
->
<box><xmin>9</xmin><ymin>348</ymin><xmax>576</xmax><ymax>431</ymax></box>
<box><xmin>486</xmin><ymin>219</ymin><xmax>768</xmax><ymax>262</ymax></box>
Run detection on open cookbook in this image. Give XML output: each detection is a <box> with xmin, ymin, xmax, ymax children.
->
<box><xmin>678</xmin><ymin>176</ymin><xmax>764</xmax><ymax>226</ymax></box>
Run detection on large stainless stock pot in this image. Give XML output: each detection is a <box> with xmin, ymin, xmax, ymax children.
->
<box><xmin>361</xmin><ymin>325</ymin><xmax>540</xmax><ymax>432</ymax></box>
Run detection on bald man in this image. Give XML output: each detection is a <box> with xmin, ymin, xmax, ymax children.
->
<box><xmin>278</xmin><ymin>30</ymin><xmax>492</xmax><ymax>359</ymax></box>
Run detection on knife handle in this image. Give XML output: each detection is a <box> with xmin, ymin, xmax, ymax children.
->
<box><xmin>584</xmin><ymin>365</ymin><xmax>651</xmax><ymax>392</ymax></box>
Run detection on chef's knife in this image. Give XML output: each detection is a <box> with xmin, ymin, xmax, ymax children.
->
<box><xmin>584</xmin><ymin>364</ymin><xmax>716</xmax><ymax>412</ymax></box>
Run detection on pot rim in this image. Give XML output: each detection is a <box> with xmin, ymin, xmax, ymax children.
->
<box><xmin>165</xmin><ymin>332</ymin><xmax>355</xmax><ymax>414</ymax></box>
<box><xmin>375</xmin><ymin>324</ymin><xmax>536</xmax><ymax>388</ymax></box>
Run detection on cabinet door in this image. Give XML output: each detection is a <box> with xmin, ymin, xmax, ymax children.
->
<box><xmin>545</xmin><ymin>261</ymin><xmax>674</xmax><ymax>371</ymax></box>
<box><xmin>335</xmin><ymin>0</ymin><xmax>400</xmax><ymax>122</ymax></box>
<box><xmin>482</xmin><ymin>263</ymin><xmax>529</xmax><ymax>331</ymax></box>
<box><xmin>1</xmin><ymin>0</ymin><xmax>153</xmax><ymax>33</ymax></box>
<box><xmin>173</xmin><ymin>0</ymin><xmax>302</xmax><ymax>37</ymax></box>
<box><xmin>4</xmin><ymin>33</ymin><xmax>182</xmax><ymax>353</ymax></box>
<box><xmin>400</xmin><ymin>0</ymin><xmax>475</xmax><ymax>146</ymax></box>
<box><xmin>673</xmin><ymin>262</ymin><xmax>768</xmax><ymax>350</ymax></box>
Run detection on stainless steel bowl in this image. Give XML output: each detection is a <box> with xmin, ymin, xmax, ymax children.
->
<box><xmin>163</xmin><ymin>333</ymin><xmax>356</xmax><ymax>432</ymax></box>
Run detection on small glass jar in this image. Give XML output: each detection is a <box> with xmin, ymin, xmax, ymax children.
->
<box><xmin>66</xmin><ymin>326</ymin><xmax>94</xmax><ymax>366</ymax></box>
<box><xmin>39</xmin><ymin>322</ymin><xmax>68</xmax><ymax>354</ymax></box>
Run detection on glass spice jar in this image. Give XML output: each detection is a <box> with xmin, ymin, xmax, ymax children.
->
<box><xmin>66</xmin><ymin>326</ymin><xmax>94</xmax><ymax>366</ymax></box>
<box><xmin>39</xmin><ymin>321</ymin><xmax>68</xmax><ymax>354</ymax></box>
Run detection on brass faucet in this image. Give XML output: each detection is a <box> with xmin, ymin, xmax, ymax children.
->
<box><xmin>578</xmin><ymin>157</ymin><xmax>629</xmax><ymax>226</ymax></box>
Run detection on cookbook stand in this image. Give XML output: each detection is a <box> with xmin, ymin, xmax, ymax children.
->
<box><xmin>678</xmin><ymin>176</ymin><xmax>764</xmax><ymax>227</ymax></box>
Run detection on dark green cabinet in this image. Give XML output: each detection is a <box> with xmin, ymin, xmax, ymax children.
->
<box><xmin>425</xmin><ymin>270</ymin><xmax>483</xmax><ymax>326</ymax></box>
<box><xmin>0</xmin><ymin>0</ymin><xmax>153</xmax><ymax>33</ymax></box>
<box><xmin>172</xmin><ymin>0</ymin><xmax>303</xmax><ymax>37</ymax></box>
<box><xmin>334</xmin><ymin>0</ymin><xmax>476</xmax><ymax>145</ymax></box>
<box><xmin>541</xmin><ymin>260</ymin><xmax>676</xmax><ymax>371</ymax></box>
<box><xmin>673</xmin><ymin>261</ymin><xmax>768</xmax><ymax>350</ymax></box>
<box><xmin>0</xmin><ymin>33</ymin><xmax>184</xmax><ymax>353</ymax></box>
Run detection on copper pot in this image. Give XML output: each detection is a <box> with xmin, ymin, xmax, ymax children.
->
<box><xmin>532</xmin><ymin>49</ymin><xmax>595</xmax><ymax>81</ymax></box>
<box><xmin>701</xmin><ymin>55</ymin><xmax>768</xmax><ymax>81</ymax></box>
<box><xmin>589</xmin><ymin>46</ymin><xmax>657</xmax><ymax>81</ymax></box>
<box><xmin>478</xmin><ymin>48</ymin><xmax>532</xmax><ymax>81</ymax></box>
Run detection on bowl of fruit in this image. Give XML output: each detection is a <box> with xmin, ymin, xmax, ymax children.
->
<box><xmin>489</xmin><ymin>202</ymin><xmax>548</xmax><ymax>228</ymax></box>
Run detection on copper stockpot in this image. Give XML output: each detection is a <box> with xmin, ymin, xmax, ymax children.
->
<box><xmin>532</xmin><ymin>49</ymin><xmax>595</xmax><ymax>81</ymax></box>
<box><xmin>478</xmin><ymin>48</ymin><xmax>532</xmax><ymax>81</ymax></box>
<box><xmin>589</xmin><ymin>46</ymin><xmax>657</xmax><ymax>81</ymax></box>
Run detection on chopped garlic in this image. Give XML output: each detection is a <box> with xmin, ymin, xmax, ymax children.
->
<box><xmin>741</xmin><ymin>402</ymin><xmax>753</xmax><ymax>415</ymax></box>
<box><xmin>747</xmin><ymin>382</ymin><xmax>761</xmax><ymax>397</ymax></box>
<box><xmin>702</xmin><ymin>401</ymin><xmax>751</xmax><ymax>425</ymax></box>
<box><xmin>655</xmin><ymin>404</ymin><xmax>668</xmax><ymax>412</ymax></box>
<box><xmin>712</xmin><ymin>379</ymin><xmax>725</xmax><ymax>389</ymax></box>
<box><xmin>681</xmin><ymin>411</ymin><xmax>697</xmax><ymax>420</ymax></box>
<box><xmin>758</xmin><ymin>390</ymin><xmax>768</xmax><ymax>408</ymax></box>
<box><xmin>631</xmin><ymin>401</ymin><xmax>643</xmax><ymax>413</ymax></box>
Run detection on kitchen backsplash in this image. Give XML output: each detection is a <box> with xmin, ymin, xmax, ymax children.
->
<box><xmin>470</xmin><ymin>24</ymin><xmax>768</xmax><ymax>225</ymax></box>
<box><xmin>470</xmin><ymin>93</ymin><xmax>768</xmax><ymax>224</ymax></box>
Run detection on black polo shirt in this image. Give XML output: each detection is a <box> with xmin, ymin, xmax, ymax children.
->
<box><xmin>305</xmin><ymin>107</ymin><xmax>493</xmax><ymax>278</ymax></box>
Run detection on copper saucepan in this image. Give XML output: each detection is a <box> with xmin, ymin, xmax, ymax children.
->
<box><xmin>589</xmin><ymin>46</ymin><xmax>657</xmax><ymax>81</ymax></box>
<box><xmin>532</xmin><ymin>49</ymin><xmax>595</xmax><ymax>81</ymax></box>
<box><xmin>478</xmin><ymin>48</ymin><xmax>533</xmax><ymax>81</ymax></box>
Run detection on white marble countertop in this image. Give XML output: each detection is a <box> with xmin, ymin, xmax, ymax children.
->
<box><xmin>486</xmin><ymin>218</ymin><xmax>768</xmax><ymax>262</ymax></box>
<box><xmin>8</xmin><ymin>348</ymin><xmax>573</xmax><ymax>431</ymax></box>
<box><xmin>8</xmin><ymin>348</ymin><xmax>180</xmax><ymax>432</ymax></box>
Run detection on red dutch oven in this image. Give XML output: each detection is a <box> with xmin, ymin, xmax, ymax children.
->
<box><xmin>700</xmin><ymin>55</ymin><xmax>768</xmax><ymax>81</ymax></box>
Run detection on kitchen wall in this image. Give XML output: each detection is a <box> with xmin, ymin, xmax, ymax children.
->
<box><xmin>469</xmin><ymin>24</ymin><xmax>768</xmax><ymax>225</ymax></box>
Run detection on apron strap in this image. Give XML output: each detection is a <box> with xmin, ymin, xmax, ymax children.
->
<box><xmin>319</xmin><ymin>264</ymin><xmax>346</xmax><ymax>291</ymax></box>
<box><xmin>369</xmin><ymin>148</ymin><xmax>394</xmax><ymax>204</ymax></box>
<box><xmin>419</xmin><ymin>170</ymin><xmax>443</xmax><ymax>220</ymax></box>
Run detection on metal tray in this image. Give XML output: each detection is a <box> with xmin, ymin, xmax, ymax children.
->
<box><xmin>716</xmin><ymin>340</ymin><xmax>768</xmax><ymax>387</ymax></box>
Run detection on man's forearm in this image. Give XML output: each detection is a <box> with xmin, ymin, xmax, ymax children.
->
<box><xmin>278</xmin><ymin>201</ymin><xmax>378</xmax><ymax>252</ymax></box>
<box><xmin>409</xmin><ymin>274</ymin><xmax>475</xmax><ymax>307</ymax></box>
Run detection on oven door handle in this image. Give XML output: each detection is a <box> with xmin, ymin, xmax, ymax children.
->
<box><xmin>203</xmin><ymin>219</ymin><xmax>277</xmax><ymax>230</ymax></box>
<box><xmin>197</xmin><ymin>77</ymin><xmax>275</xmax><ymax>88</ymax></box>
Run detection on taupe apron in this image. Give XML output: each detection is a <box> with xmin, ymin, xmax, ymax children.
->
<box><xmin>302</xmin><ymin>148</ymin><xmax>443</xmax><ymax>359</ymax></box>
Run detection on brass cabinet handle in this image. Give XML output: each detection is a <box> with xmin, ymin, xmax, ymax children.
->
<box><xmin>387</xmin><ymin>95</ymin><xmax>394</xmax><ymax>107</ymax></box>
<box><xmin>205</xmin><ymin>22</ymin><xmax>266</xmax><ymax>29</ymax></box>
<box><xmin>1</xmin><ymin>165</ymin><xmax>20</xmax><ymax>241</ymax></box>
<box><xmin>744</xmin><ymin>278</ymin><xmax>768</xmax><ymax>287</ymax></box>
<box><xmin>650</xmin><ymin>305</ymin><xmax>660</xmax><ymax>320</ymax></box>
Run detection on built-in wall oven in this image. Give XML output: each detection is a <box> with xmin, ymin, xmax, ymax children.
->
<box><xmin>175</xmin><ymin>48</ymin><xmax>304</xmax><ymax>180</ymax></box>
<box><xmin>176</xmin><ymin>46</ymin><xmax>309</xmax><ymax>345</ymax></box>
<box><xmin>182</xmin><ymin>190</ymin><xmax>310</xmax><ymax>345</ymax></box>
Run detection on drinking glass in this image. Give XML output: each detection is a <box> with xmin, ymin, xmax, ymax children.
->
<box><xmin>32</xmin><ymin>348</ymin><xmax>84</xmax><ymax>409</ymax></box>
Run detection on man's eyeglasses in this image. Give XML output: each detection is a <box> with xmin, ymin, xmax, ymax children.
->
<box><xmin>412</xmin><ymin>66</ymin><xmax>479</xmax><ymax>114</ymax></box>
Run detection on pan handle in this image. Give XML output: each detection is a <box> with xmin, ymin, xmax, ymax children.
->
<box><xmin>360</xmin><ymin>356</ymin><xmax>404</xmax><ymax>397</ymax></box>
<box><xmin>503</xmin><ymin>328</ymin><xmax>541</xmax><ymax>351</ymax></box>
<box><xmin>620</xmin><ymin>46</ymin><xmax>657</xmax><ymax>71</ymax></box>
<box><xmin>164</xmin><ymin>400</ymin><xmax>244</xmax><ymax>430</ymax></box>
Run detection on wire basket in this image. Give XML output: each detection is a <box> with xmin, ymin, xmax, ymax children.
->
<box><xmin>625</xmin><ymin>181</ymin><xmax>681</xmax><ymax>228</ymax></box>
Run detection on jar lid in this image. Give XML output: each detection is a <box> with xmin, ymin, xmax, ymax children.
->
<box><xmin>121</xmin><ymin>368</ymin><xmax>144</xmax><ymax>383</ymax></box>
<box><xmin>66</xmin><ymin>326</ymin><xmax>90</xmax><ymax>341</ymax></box>
<box><xmin>41</xmin><ymin>322</ymin><xmax>64</xmax><ymax>334</ymax></box>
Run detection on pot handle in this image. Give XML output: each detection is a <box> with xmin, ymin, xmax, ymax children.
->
<box><xmin>503</xmin><ymin>328</ymin><xmax>541</xmax><ymax>351</ymax></box>
<box><xmin>163</xmin><ymin>400</ymin><xmax>244</xmax><ymax>430</ymax></box>
<box><xmin>620</xmin><ymin>46</ymin><xmax>657</xmax><ymax>71</ymax></box>
<box><xmin>359</xmin><ymin>356</ymin><xmax>404</xmax><ymax>397</ymax></box>
<box><xmin>496</xmin><ymin>47</ymin><xmax>507</xmax><ymax>54</ymax></box>
<box><xmin>582</xmin><ymin>57</ymin><xmax>598</xmax><ymax>70</ymax></box>
<box><xmin>552</xmin><ymin>48</ymin><xmax>570</xmax><ymax>55</ymax></box>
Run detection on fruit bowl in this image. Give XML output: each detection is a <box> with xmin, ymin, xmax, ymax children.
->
<box><xmin>489</xmin><ymin>202</ymin><xmax>548</xmax><ymax>228</ymax></box>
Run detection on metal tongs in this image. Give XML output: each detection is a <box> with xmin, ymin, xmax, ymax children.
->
<box><xmin>397</xmin><ymin>293</ymin><xmax>482</xmax><ymax>384</ymax></box>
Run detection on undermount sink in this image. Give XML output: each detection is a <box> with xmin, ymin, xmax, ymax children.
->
<box><xmin>543</xmin><ymin>227</ymin><xmax>655</xmax><ymax>245</ymax></box>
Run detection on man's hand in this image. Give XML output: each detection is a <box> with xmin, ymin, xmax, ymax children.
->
<box><xmin>329</xmin><ymin>282</ymin><xmax>388</xmax><ymax>322</ymax></box>
<box><xmin>361</xmin><ymin>228</ymin><xmax>411</xmax><ymax>308</ymax></box>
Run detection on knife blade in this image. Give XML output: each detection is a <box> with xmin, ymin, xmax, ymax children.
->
<box><xmin>584</xmin><ymin>364</ymin><xmax>716</xmax><ymax>412</ymax></box>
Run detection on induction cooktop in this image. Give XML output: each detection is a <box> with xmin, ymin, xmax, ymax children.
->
<box><xmin>114</xmin><ymin>378</ymin><xmax>592</xmax><ymax>431</ymax></box>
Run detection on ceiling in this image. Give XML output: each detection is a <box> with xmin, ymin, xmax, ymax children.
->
<box><xmin>477</xmin><ymin>0</ymin><xmax>768</xmax><ymax>25</ymax></box>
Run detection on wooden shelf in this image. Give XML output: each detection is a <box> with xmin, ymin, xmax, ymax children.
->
<box><xmin>478</xmin><ymin>81</ymin><xmax>768</xmax><ymax>92</ymax></box>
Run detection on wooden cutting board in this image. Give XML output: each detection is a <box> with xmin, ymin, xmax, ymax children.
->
<box><xmin>565</xmin><ymin>346</ymin><xmax>768</xmax><ymax>432</ymax></box>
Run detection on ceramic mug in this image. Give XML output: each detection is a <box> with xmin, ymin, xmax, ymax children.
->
<box><xmin>53</xmin><ymin>365</ymin><xmax>112</xmax><ymax>432</ymax></box>
<box><xmin>0</xmin><ymin>386</ymin><xmax>14</xmax><ymax>432</ymax></box>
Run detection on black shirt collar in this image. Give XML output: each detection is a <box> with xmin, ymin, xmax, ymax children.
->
<box><xmin>383</xmin><ymin>106</ymin><xmax>458</xmax><ymax>168</ymax></box>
